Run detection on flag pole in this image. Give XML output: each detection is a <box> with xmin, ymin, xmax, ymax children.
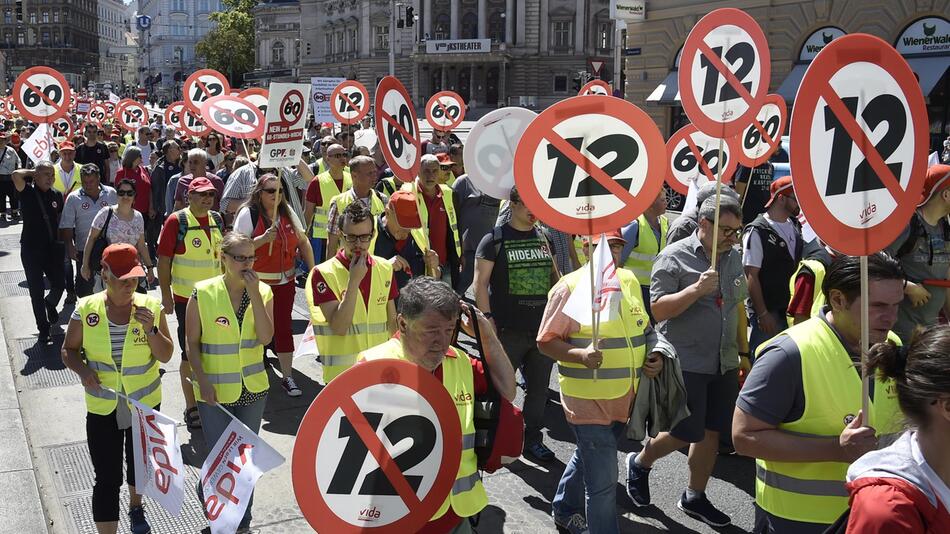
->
<box><xmin>860</xmin><ymin>255</ymin><xmax>870</xmax><ymax>417</ymax></box>
<box><xmin>710</xmin><ymin>136</ymin><xmax>724</xmax><ymax>270</ymax></box>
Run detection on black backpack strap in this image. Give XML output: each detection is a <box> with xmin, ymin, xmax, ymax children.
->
<box><xmin>491</xmin><ymin>226</ymin><xmax>504</xmax><ymax>258</ymax></box>
<box><xmin>895</xmin><ymin>213</ymin><xmax>923</xmax><ymax>259</ymax></box>
<box><xmin>175</xmin><ymin>210</ymin><xmax>188</xmax><ymax>249</ymax></box>
<box><xmin>249</xmin><ymin>206</ymin><xmax>260</xmax><ymax>229</ymax></box>
<box><xmin>209</xmin><ymin>210</ymin><xmax>224</xmax><ymax>232</ymax></box>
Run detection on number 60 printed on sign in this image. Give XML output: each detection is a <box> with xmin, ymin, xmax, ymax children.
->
<box><xmin>375</xmin><ymin>76</ymin><xmax>422</xmax><ymax>184</ymax></box>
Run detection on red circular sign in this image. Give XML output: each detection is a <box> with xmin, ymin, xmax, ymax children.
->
<box><xmin>165</xmin><ymin>101</ymin><xmax>185</xmax><ymax>130</ymax></box>
<box><xmin>331</xmin><ymin>81</ymin><xmax>370</xmax><ymax>125</ymax></box>
<box><xmin>238</xmin><ymin>88</ymin><xmax>269</xmax><ymax>119</ymax></box>
<box><xmin>199</xmin><ymin>95</ymin><xmax>265</xmax><ymax>139</ymax></box>
<box><xmin>183</xmin><ymin>69</ymin><xmax>231</xmax><ymax>114</ymax></box>
<box><xmin>736</xmin><ymin>93</ymin><xmax>787</xmax><ymax>168</ymax></box>
<box><xmin>578</xmin><ymin>80</ymin><xmax>611</xmax><ymax>96</ymax></box>
<box><xmin>425</xmin><ymin>91</ymin><xmax>465</xmax><ymax>132</ymax></box>
<box><xmin>375</xmin><ymin>76</ymin><xmax>421</xmax><ymax>184</ymax></box>
<box><xmin>665</xmin><ymin>124</ymin><xmax>739</xmax><ymax>195</ymax></box>
<box><xmin>679</xmin><ymin>8</ymin><xmax>771</xmax><ymax>138</ymax></box>
<box><xmin>0</xmin><ymin>98</ymin><xmax>7</xmax><ymax>119</ymax></box>
<box><xmin>293</xmin><ymin>359</ymin><xmax>462</xmax><ymax>534</ymax></box>
<box><xmin>12</xmin><ymin>66</ymin><xmax>72</xmax><ymax>123</ymax></box>
<box><xmin>790</xmin><ymin>33</ymin><xmax>928</xmax><ymax>256</ymax></box>
<box><xmin>87</xmin><ymin>103</ymin><xmax>109</xmax><ymax>126</ymax></box>
<box><xmin>277</xmin><ymin>90</ymin><xmax>305</xmax><ymax>125</ymax></box>
<box><xmin>51</xmin><ymin>116</ymin><xmax>74</xmax><ymax>140</ymax></box>
<box><xmin>178</xmin><ymin>107</ymin><xmax>210</xmax><ymax>137</ymax></box>
<box><xmin>513</xmin><ymin>96</ymin><xmax>667</xmax><ymax>235</ymax></box>
<box><xmin>118</xmin><ymin>101</ymin><xmax>148</xmax><ymax>131</ymax></box>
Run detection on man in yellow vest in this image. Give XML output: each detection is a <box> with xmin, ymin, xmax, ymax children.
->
<box><xmin>325</xmin><ymin>155</ymin><xmax>388</xmax><ymax>257</ymax></box>
<box><xmin>404</xmin><ymin>154</ymin><xmax>461</xmax><ymax>287</ymax></box>
<box><xmin>621</xmin><ymin>190</ymin><xmax>668</xmax><ymax>322</ymax></box>
<box><xmin>358</xmin><ymin>276</ymin><xmax>516</xmax><ymax>533</ymax></box>
<box><xmin>303</xmin><ymin>143</ymin><xmax>351</xmax><ymax>265</ymax></box>
<box><xmin>306</xmin><ymin>201</ymin><xmax>397</xmax><ymax>384</ymax></box>
<box><xmin>157</xmin><ymin>177</ymin><xmax>224</xmax><ymax>431</ymax></box>
<box><xmin>53</xmin><ymin>141</ymin><xmax>80</xmax><ymax>195</ymax></box>
<box><xmin>538</xmin><ymin>230</ymin><xmax>666</xmax><ymax>534</ymax></box>
<box><xmin>786</xmin><ymin>240</ymin><xmax>834</xmax><ymax>325</ymax></box>
<box><xmin>733</xmin><ymin>253</ymin><xmax>905</xmax><ymax>534</ymax></box>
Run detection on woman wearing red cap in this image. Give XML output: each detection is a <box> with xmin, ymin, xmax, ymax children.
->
<box><xmin>62</xmin><ymin>243</ymin><xmax>174</xmax><ymax>534</ymax></box>
<box><xmin>234</xmin><ymin>173</ymin><xmax>315</xmax><ymax>396</ymax></box>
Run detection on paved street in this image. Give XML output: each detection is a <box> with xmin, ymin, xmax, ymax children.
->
<box><xmin>0</xmin><ymin>218</ymin><xmax>756</xmax><ymax>533</ymax></box>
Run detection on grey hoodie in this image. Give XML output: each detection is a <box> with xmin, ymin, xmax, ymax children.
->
<box><xmin>847</xmin><ymin>431</ymin><xmax>942</xmax><ymax>509</ymax></box>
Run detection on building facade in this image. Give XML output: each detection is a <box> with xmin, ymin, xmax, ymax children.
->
<box><xmin>98</xmin><ymin>0</ymin><xmax>133</xmax><ymax>90</ymax></box>
<box><xmin>625</xmin><ymin>0</ymin><xmax>949</xmax><ymax>151</ymax></box>
<box><xmin>0</xmin><ymin>0</ymin><xmax>101</xmax><ymax>89</ymax></box>
<box><xmin>136</xmin><ymin>0</ymin><xmax>221</xmax><ymax>101</ymax></box>
<box><xmin>249</xmin><ymin>0</ymin><xmax>300</xmax><ymax>85</ymax></box>
<box><xmin>296</xmin><ymin>0</ymin><xmax>619</xmax><ymax>112</ymax></box>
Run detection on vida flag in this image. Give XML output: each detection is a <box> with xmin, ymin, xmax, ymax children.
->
<box><xmin>130</xmin><ymin>398</ymin><xmax>185</xmax><ymax>515</ymax></box>
<box><xmin>563</xmin><ymin>233</ymin><xmax>622</xmax><ymax>325</ymax></box>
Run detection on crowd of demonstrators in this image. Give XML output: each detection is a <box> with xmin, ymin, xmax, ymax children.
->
<box><xmin>7</xmin><ymin>106</ymin><xmax>950</xmax><ymax>534</ymax></box>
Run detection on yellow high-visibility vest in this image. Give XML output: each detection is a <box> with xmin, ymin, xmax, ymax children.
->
<box><xmin>310</xmin><ymin>170</ymin><xmax>352</xmax><ymax>239</ymax></box>
<box><xmin>623</xmin><ymin>214</ymin><xmax>668</xmax><ymax>286</ymax></box>
<box><xmin>331</xmin><ymin>188</ymin><xmax>386</xmax><ymax>254</ymax></box>
<box><xmin>402</xmin><ymin>181</ymin><xmax>461</xmax><ymax>260</ymax></box>
<box><xmin>169</xmin><ymin>208</ymin><xmax>223</xmax><ymax>299</ymax></box>
<box><xmin>787</xmin><ymin>259</ymin><xmax>827</xmax><ymax>321</ymax></box>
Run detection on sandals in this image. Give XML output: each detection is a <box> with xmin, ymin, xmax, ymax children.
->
<box><xmin>184</xmin><ymin>406</ymin><xmax>201</xmax><ymax>430</ymax></box>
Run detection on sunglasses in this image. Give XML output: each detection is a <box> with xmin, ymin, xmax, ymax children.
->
<box><xmin>720</xmin><ymin>225</ymin><xmax>744</xmax><ymax>238</ymax></box>
<box><xmin>224</xmin><ymin>252</ymin><xmax>255</xmax><ymax>263</ymax></box>
<box><xmin>262</xmin><ymin>188</ymin><xmax>281</xmax><ymax>195</ymax></box>
<box><xmin>117</xmin><ymin>189</ymin><xmax>135</xmax><ymax>197</ymax></box>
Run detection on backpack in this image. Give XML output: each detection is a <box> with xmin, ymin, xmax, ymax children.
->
<box><xmin>894</xmin><ymin>212</ymin><xmax>950</xmax><ymax>265</ymax></box>
<box><xmin>175</xmin><ymin>209</ymin><xmax>224</xmax><ymax>250</ymax></box>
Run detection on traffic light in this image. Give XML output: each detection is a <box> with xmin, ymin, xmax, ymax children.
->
<box><xmin>406</xmin><ymin>7</ymin><xmax>414</xmax><ymax>27</ymax></box>
<box><xmin>572</xmin><ymin>74</ymin><xmax>581</xmax><ymax>92</ymax></box>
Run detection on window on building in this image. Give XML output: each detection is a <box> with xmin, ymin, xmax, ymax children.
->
<box><xmin>41</xmin><ymin>29</ymin><xmax>49</xmax><ymax>45</ymax></box>
<box><xmin>553</xmin><ymin>74</ymin><xmax>567</xmax><ymax>93</ymax></box>
<box><xmin>197</xmin><ymin>0</ymin><xmax>208</xmax><ymax>12</ymax></box>
<box><xmin>28</xmin><ymin>9</ymin><xmax>35</xmax><ymax>23</ymax></box>
<box><xmin>3</xmin><ymin>9</ymin><xmax>10</xmax><ymax>24</ymax></box>
<box><xmin>374</xmin><ymin>24</ymin><xmax>388</xmax><ymax>49</ymax></box>
<box><xmin>349</xmin><ymin>28</ymin><xmax>357</xmax><ymax>52</ymax></box>
<box><xmin>461</xmin><ymin>12</ymin><xmax>476</xmax><ymax>39</ymax></box>
<box><xmin>325</xmin><ymin>33</ymin><xmax>332</xmax><ymax>55</ymax></box>
<box><xmin>434</xmin><ymin>13</ymin><xmax>449</xmax><ymax>40</ymax></box>
<box><xmin>272</xmin><ymin>40</ymin><xmax>285</xmax><ymax>65</ymax></box>
<box><xmin>170</xmin><ymin>0</ymin><xmax>185</xmax><ymax>12</ymax></box>
<box><xmin>53</xmin><ymin>9</ymin><xmax>58</xmax><ymax>22</ymax></box>
<box><xmin>336</xmin><ymin>31</ymin><xmax>343</xmax><ymax>54</ymax></box>
<box><xmin>597</xmin><ymin>21</ymin><xmax>612</xmax><ymax>49</ymax></box>
<box><xmin>552</xmin><ymin>20</ymin><xmax>571</xmax><ymax>48</ymax></box>
<box><xmin>17</xmin><ymin>30</ymin><xmax>24</xmax><ymax>45</ymax></box>
<box><xmin>488</xmin><ymin>11</ymin><xmax>504</xmax><ymax>42</ymax></box>
<box><xmin>41</xmin><ymin>8</ymin><xmax>47</xmax><ymax>22</ymax></box>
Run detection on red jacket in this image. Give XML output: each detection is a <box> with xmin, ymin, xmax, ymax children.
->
<box><xmin>846</xmin><ymin>477</ymin><xmax>949</xmax><ymax>533</ymax></box>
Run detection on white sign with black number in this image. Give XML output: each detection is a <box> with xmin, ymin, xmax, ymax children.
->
<box><xmin>260</xmin><ymin>82</ymin><xmax>311</xmax><ymax>169</ymax></box>
<box><xmin>737</xmin><ymin>94</ymin><xmax>786</xmax><ymax>168</ymax></box>
<box><xmin>425</xmin><ymin>91</ymin><xmax>465</xmax><ymax>131</ymax></box>
<box><xmin>375</xmin><ymin>76</ymin><xmax>421</xmax><ymax>184</ymax></box>
<box><xmin>666</xmin><ymin>124</ymin><xmax>737</xmax><ymax>195</ymax></box>
<box><xmin>331</xmin><ymin>81</ymin><xmax>370</xmax><ymax>125</ymax></box>
<box><xmin>464</xmin><ymin>107</ymin><xmax>537</xmax><ymax>200</ymax></box>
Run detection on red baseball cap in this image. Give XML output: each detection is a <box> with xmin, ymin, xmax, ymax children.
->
<box><xmin>101</xmin><ymin>244</ymin><xmax>146</xmax><ymax>279</ymax></box>
<box><xmin>58</xmin><ymin>141</ymin><xmax>76</xmax><ymax>152</ymax></box>
<box><xmin>591</xmin><ymin>230</ymin><xmax>626</xmax><ymax>245</ymax></box>
<box><xmin>436</xmin><ymin>153</ymin><xmax>453</xmax><ymax>166</ymax></box>
<box><xmin>918</xmin><ymin>164</ymin><xmax>950</xmax><ymax>206</ymax></box>
<box><xmin>10</xmin><ymin>134</ymin><xmax>20</xmax><ymax>144</ymax></box>
<box><xmin>389</xmin><ymin>190</ymin><xmax>422</xmax><ymax>229</ymax></box>
<box><xmin>188</xmin><ymin>176</ymin><xmax>216</xmax><ymax>193</ymax></box>
<box><xmin>764</xmin><ymin>176</ymin><xmax>795</xmax><ymax>208</ymax></box>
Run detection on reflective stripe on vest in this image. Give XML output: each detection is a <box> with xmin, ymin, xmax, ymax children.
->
<box><xmin>78</xmin><ymin>292</ymin><xmax>164</xmax><ymax>414</ymax></box>
<box><xmin>556</xmin><ymin>267</ymin><xmax>650</xmax><ymax>400</ymax></box>
<box><xmin>310</xmin><ymin>170</ymin><xmax>353</xmax><ymax>238</ymax></box>
<box><xmin>755</xmin><ymin>318</ymin><xmax>902</xmax><ymax>524</ymax></box>
<box><xmin>193</xmin><ymin>275</ymin><xmax>273</xmax><ymax>404</ymax></box>
<box><xmin>623</xmin><ymin>214</ymin><xmax>668</xmax><ymax>286</ymax></box>
<box><xmin>787</xmin><ymin>259</ymin><xmax>827</xmax><ymax>321</ymax></box>
<box><xmin>170</xmin><ymin>209</ymin><xmax>223</xmax><ymax>299</ymax></box>
<box><xmin>306</xmin><ymin>255</ymin><xmax>393</xmax><ymax>383</ymax></box>
<box><xmin>53</xmin><ymin>164</ymin><xmax>80</xmax><ymax>194</ymax></box>
<box><xmin>359</xmin><ymin>339</ymin><xmax>488</xmax><ymax>519</ymax></box>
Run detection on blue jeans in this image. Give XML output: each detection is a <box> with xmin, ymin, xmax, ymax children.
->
<box><xmin>197</xmin><ymin>397</ymin><xmax>268</xmax><ymax>529</ymax></box>
<box><xmin>552</xmin><ymin>422</ymin><xmax>626</xmax><ymax>534</ymax></box>
<box><xmin>309</xmin><ymin>237</ymin><xmax>325</xmax><ymax>265</ymax></box>
<box><xmin>748</xmin><ymin>309</ymin><xmax>788</xmax><ymax>358</ymax></box>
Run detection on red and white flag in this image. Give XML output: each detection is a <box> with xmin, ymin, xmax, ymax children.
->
<box><xmin>130</xmin><ymin>398</ymin><xmax>185</xmax><ymax>516</ymax></box>
<box><xmin>563</xmin><ymin>233</ymin><xmax>621</xmax><ymax>324</ymax></box>
<box><xmin>200</xmin><ymin>415</ymin><xmax>285</xmax><ymax>534</ymax></box>
<box><xmin>293</xmin><ymin>323</ymin><xmax>317</xmax><ymax>360</ymax></box>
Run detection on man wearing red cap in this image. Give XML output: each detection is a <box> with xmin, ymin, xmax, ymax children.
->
<box><xmin>0</xmin><ymin>130</ymin><xmax>22</xmax><ymax>221</ymax></box>
<box><xmin>742</xmin><ymin>175</ymin><xmax>803</xmax><ymax>355</ymax></box>
<box><xmin>885</xmin><ymin>164</ymin><xmax>950</xmax><ymax>343</ymax></box>
<box><xmin>372</xmin><ymin>189</ymin><xmax>439</xmax><ymax>290</ymax></box>
<box><xmin>53</xmin><ymin>141</ymin><xmax>80</xmax><ymax>195</ymax></box>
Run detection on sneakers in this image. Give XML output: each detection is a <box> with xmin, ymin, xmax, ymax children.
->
<box><xmin>626</xmin><ymin>453</ymin><xmax>651</xmax><ymax>507</ymax></box>
<box><xmin>281</xmin><ymin>376</ymin><xmax>302</xmax><ymax>397</ymax></box>
<box><xmin>523</xmin><ymin>441</ymin><xmax>555</xmax><ymax>462</ymax></box>
<box><xmin>553</xmin><ymin>512</ymin><xmax>589</xmax><ymax>534</ymax></box>
<box><xmin>677</xmin><ymin>491</ymin><xmax>731</xmax><ymax>527</ymax></box>
<box><xmin>128</xmin><ymin>505</ymin><xmax>152</xmax><ymax>534</ymax></box>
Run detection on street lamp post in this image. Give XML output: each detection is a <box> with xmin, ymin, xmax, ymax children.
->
<box><xmin>388</xmin><ymin>1</ymin><xmax>396</xmax><ymax>76</ymax></box>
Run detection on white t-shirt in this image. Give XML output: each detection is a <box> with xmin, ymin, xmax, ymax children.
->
<box><xmin>911</xmin><ymin>431</ymin><xmax>950</xmax><ymax>511</ymax></box>
<box><xmin>233</xmin><ymin>206</ymin><xmax>303</xmax><ymax>237</ymax></box>
<box><xmin>743</xmin><ymin>214</ymin><xmax>799</xmax><ymax>268</ymax></box>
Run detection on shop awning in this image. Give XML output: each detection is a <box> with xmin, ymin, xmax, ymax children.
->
<box><xmin>905</xmin><ymin>56</ymin><xmax>950</xmax><ymax>96</ymax></box>
<box><xmin>646</xmin><ymin>70</ymin><xmax>680</xmax><ymax>104</ymax></box>
<box><xmin>776</xmin><ymin>63</ymin><xmax>808</xmax><ymax>102</ymax></box>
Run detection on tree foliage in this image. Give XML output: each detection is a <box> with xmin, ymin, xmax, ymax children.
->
<box><xmin>195</xmin><ymin>0</ymin><xmax>257</xmax><ymax>86</ymax></box>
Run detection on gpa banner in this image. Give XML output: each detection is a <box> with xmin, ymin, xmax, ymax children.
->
<box><xmin>259</xmin><ymin>82</ymin><xmax>311</xmax><ymax>169</ymax></box>
<box><xmin>130</xmin><ymin>398</ymin><xmax>185</xmax><ymax>516</ymax></box>
<box><xmin>22</xmin><ymin>123</ymin><xmax>57</xmax><ymax>165</ymax></box>
<box><xmin>309</xmin><ymin>77</ymin><xmax>346</xmax><ymax>124</ymax></box>
<box><xmin>200</xmin><ymin>415</ymin><xmax>284</xmax><ymax>534</ymax></box>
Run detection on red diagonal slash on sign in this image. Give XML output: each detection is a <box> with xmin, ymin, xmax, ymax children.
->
<box><xmin>338</xmin><ymin>395</ymin><xmax>424</xmax><ymax>509</ymax></box>
<box><xmin>684</xmin><ymin>136</ymin><xmax>719</xmax><ymax>182</ymax></box>
<box><xmin>545</xmin><ymin>133</ymin><xmax>639</xmax><ymax>207</ymax></box>
<box><xmin>381</xmin><ymin>111</ymin><xmax>422</xmax><ymax>150</ymax></box>
<box><xmin>696</xmin><ymin>41</ymin><xmax>756</xmax><ymax>109</ymax></box>
<box><xmin>23</xmin><ymin>78</ymin><xmax>66</xmax><ymax>116</ymax></box>
<box><xmin>338</xmin><ymin>91</ymin><xmax>362</xmax><ymax>116</ymax></box>
<box><xmin>819</xmin><ymin>88</ymin><xmax>908</xmax><ymax>202</ymax></box>
<box><xmin>208</xmin><ymin>102</ymin><xmax>257</xmax><ymax>129</ymax></box>
<box><xmin>435</xmin><ymin>100</ymin><xmax>455</xmax><ymax>125</ymax></box>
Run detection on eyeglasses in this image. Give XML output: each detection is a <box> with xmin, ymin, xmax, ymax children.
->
<box><xmin>320</xmin><ymin>141</ymin><xmax>332</xmax><ymax>146</ymax></box>
<box><xmin>117</xmin><ymin>189</ymin><xmax>135</xmax><ymax>197</ymax></box>
<box><xmin>224</xmin><ymin>252</ymin><xmax>255</xmax><ymax>263</ymax></box>
<box><xmin>720</xmin><ymin>225</ymin><xmax>744</xmax><ymax>238</ymax></box>
<box><xmin>262</xmin><ymin>188</ymin><xmax>281</xmax><ymax>195</ymax></box>
<box><xmin>342</xmin><ymin>232</ymin><xmax>374</xmax><ymax>244</ymax></box>
<box><xmin>191</xmin><ymin>191</ymin><xmax>215</xmax><ymax>198</ymax></box>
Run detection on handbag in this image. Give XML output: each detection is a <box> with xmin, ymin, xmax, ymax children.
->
<box><xmin>461</xmin><ymin>304</ymin><xmax>524</xmax><ymax>473</ymax></box>
<box><xmin>89</xmin><ymin>207</ymin><xmax>114</xmax><ymax>273</ymax></box>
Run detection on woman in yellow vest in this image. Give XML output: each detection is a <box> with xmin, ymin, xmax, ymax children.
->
<box><xmin>62</xmin><ymin>243</ymin><xmax>174</xmax><ymax>534</ymax></box>
<box><xmin>185</xmin><ymin>232</ymin><xmax>274</xmax><ymax>532</ymax></box>
<box><xmin>358</xmin><ymin>277</ymin><xmax>516</xmax><ymax>533</ymax></box>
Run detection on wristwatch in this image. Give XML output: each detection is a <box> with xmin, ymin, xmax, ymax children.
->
<box><xmin>147</xmin><ymin>325</ymin><xmax>159</xmax><ymax>336</ymax></box>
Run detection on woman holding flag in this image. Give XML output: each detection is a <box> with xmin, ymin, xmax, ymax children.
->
<box><xmin>233</xmin><ymin>173</ymin><xmax>314</xmax><ymax>397</ymax></box>
<box><xmin>185</xmin><ymin>232</ymin><xmax>274</xmax><ymax>533</ymax></box>
<box><xmin>61</xmin><ymin>243</ymin><xmax>174</xmax><ymax>534</ymax></box>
